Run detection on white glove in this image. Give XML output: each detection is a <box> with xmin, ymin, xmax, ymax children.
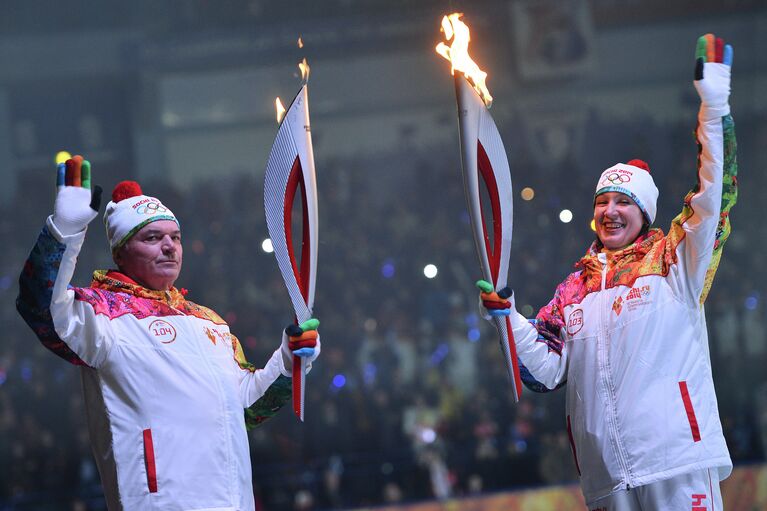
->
<box><xmin>52</xmin><ymin>156</ymin><xmax>102</xmax><ymax>236</ymax></box>
<box><xmin>693</xmin><ymin>34</ymin><xmax>733</xmax><ymax>119</ymax></box>
<box><xmin>280</xmin><ymin>319</ymin><xmax>321</xmax><ymax>376</ymax></box>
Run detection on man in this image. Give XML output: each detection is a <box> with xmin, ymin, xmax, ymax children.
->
<box><xmin>479</xmin><ymin>34</ymin><xmax>737</xmax><ymax>509</ymax></box>
<box><xmin>17</xmin><ymin>159</ymin><xmax>320</xmax><ymax>510</ymax></box>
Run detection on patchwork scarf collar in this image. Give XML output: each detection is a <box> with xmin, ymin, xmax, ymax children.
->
<box><xmin>90</xmin><ymin>270</ymin><xmax>187</xmax><ymax>307</ymax></box>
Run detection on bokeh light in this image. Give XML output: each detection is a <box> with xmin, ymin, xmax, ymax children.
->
<box><xmin>521</xmin><ymin>187</ymin><xmax>535</xmax><ymax>201</ymax></box>
<box><xmin>55</xmin><ymin>151</ymin><xmax>72</xmax><ymax>165</ymax></box>
<box><xmin>332</xmin><ymin>374</ymin><xmax>347</xmax><ymax>388</ymax></box>
<box><xmin>381</xmin><ymin>259</ymin><xmax>395</xmax><ymax>278</ymax></box>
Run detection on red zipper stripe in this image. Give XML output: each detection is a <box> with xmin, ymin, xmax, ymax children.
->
<box><xmin>566</xmin><ymin>415</ymin><xmax>582</xmax><ymax>475</ymax></box>
<box><xmin>143</xmin><ymin>428</ymin><xmax>158</xmax><ymax>493</ymax></box>
<box><xmin>678</xmin><ymin>381</ymin><xmax>701</xmax><ymax>442</ymax></box>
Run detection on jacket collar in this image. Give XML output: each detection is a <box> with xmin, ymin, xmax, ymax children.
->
<box><xmin>91</xmin><ymin>270</ymin><xmax>186</xmax><ymax>306</ymax></box>
<box><xmin>577</xmin><ymin>228</ymin><xmax>664</xmax><ymax>271</ymax></box>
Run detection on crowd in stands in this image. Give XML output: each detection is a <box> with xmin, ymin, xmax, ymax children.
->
<box><xmin>1</xmin><ymin>111</ymin><xmax>765</xmax><ymax>510</ymax></box>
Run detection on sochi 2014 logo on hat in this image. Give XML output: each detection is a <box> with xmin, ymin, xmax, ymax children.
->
<box><xmin>131</xmin><ymin>198</ymin><xmax>169</xmax><ymax>216</ymax></box>
<box><xmin>600</xmin><ymin>170</ymin><xmax>632</xmax><ymax>188</ymax></box>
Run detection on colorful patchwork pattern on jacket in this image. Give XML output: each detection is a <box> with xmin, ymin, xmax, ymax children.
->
<box><xmin>16</xmin><ymin>226</ymin><xmax>85</xmax><ymax>365</ymax></box>
<box><xmin>79</xmin><ymin>270</ymin><xmax>228</xmax><ymax>325</ymax></box>
<box><xmin>700</xmin><ymin>115</ymin><xmax>737</xmax><ymax>304</ymax></box>
<box><xmin>230</xmin><ymin>334</ymin><xmax>292</xmax><ymax>430</ymax></box>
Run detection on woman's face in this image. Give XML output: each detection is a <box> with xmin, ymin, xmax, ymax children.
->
<box><xmin>593</xmin><ymin>192</ymin><xmax>645</xmax><ymax>250</ymax></box>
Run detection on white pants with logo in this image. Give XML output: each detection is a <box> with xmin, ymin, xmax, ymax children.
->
<box><xmin>587</xmin><ymin>469</ymin><xmax>723</xmax><ymax>511</ymax></box>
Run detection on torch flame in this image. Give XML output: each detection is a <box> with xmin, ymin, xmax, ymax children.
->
<box><xmin>435</xmin><ymin>13</ymin><xmax>493</xmax><ymax>107</ymax></box>
<box><xmin>275</xmin><ymin>97</ymin><xmax>286</xmax><ymax>124</ymax></box>
<box><xmin>298</xmin><ymin>57</ymin><xmax>310</xmax><ymax>83</ymax></box>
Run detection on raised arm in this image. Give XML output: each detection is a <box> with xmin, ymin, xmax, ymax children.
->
<box><xmin>668</xmin><ymin>34</ymin><xmax>737</xmax><ymax>305</ymax></box>
<box><xmin>16</xmin><ymin>156</ymin><xmax>112</xmax><ymax>367</ymax></box>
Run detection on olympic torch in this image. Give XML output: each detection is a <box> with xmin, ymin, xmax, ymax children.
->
<box><xmin>436</xmin><ymin>13</ymin><xmax>522</xmax><ymax>401</ymax></box>
<box><xmin>264</xmin><ymin>58</ymin><xmax>318</xmax><ymax>421</ymax></box>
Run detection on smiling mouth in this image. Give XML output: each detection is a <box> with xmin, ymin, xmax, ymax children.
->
<box><xmin>603</xmin><ymin>222</ymin><xmax>625</xmax><ymax>232</ymax></box>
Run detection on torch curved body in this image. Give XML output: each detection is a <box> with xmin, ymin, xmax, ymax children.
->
<box><xmin>264</xmin><ymin>84</ymin><xmax>318</xmax><ymax>421</ymax></box>
<box><xmin>455</xmin><ymin>76</ymin><xmax>522</xmax><ymax>401</ymax></box>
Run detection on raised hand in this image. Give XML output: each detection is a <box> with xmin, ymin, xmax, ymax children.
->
<box><xmin>693</xmin><ymin>34</ymin><xmax>732</xmax><ymax>116</ymax></box>
<box><xmin>53</xmin><ymin>155</ymin><xmax>103</xmax><ymax>236</ymax></box>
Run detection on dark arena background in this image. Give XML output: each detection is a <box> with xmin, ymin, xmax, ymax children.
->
<box><xmin>1</xmin><ymin>1</ymin><xmax>766</xmax><ymax>509</ymax></box>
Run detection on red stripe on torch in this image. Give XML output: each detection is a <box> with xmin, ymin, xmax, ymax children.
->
<box><xmin>477</xmin><ymin>141</ymin><xmax>503</xmax><ymax>285</ymax></box>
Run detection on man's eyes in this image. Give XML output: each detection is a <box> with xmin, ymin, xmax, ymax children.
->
<box><xmin>143</xmin><ymin>234</ymin><xmax>181</xmax><ymax>242</ymax></box>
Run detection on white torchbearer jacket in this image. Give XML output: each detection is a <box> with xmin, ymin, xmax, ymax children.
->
<box><xmin>509</xmin><ymin>105</ymin><xmax>737</xmax><ymax>503</ymax></box>
<box><xmin>17</xmin><ymin>218</ymin><xmax>292</xmax><ymax>511</ymax></box>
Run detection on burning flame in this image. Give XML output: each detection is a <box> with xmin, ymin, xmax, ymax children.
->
<box><xmin>298</xmin><ymin>36</ymin><xmax>304</xmax><ymax>48</ymax></box>
<box><xmin>298</xmin><ymin>57</ymin><xmax>310</xmax><ymax>82</ymax></box>
<box><xmin>435</xmin><ymin>13</ymin><xmax>493</xmax><ymax>107</ymax></box>
<box><xmin>275</xmin><ymin>97</ymin><xmax>286</xmax><ymax>124</ymax></box>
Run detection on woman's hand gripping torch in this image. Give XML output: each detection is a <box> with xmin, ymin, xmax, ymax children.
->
<box><xmin>436</xmin><ymin>13</ymin><xmax>523</xmax><ymax>401</ymax></box>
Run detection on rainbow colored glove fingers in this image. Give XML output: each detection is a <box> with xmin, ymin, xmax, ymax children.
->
<box><xmin>476</xmin><ymin>279</ymin><xmax>512</xmax><ymax>317</ymax></box>
<box><xmin>695</xmin><ymin>34</ymin><xmax>733</xmax><ymax>78</ymax></box>
<box><xmin>285</xmin><ymin>318</ymin><xmax>319</xmax><ymax>358</ymax></box>
<box><xmin>693</xmin><ymin>33</ymin><xmax>732</xmax><ymax>117</ymax></box>
<box><xmin>56</xmin><ymin>155</ymin><xmax>101</xmax><ymax>206</ymax></box>
<box><xmin>52</xmin><ymin>154</ymin><xmax>102</xmax><ymax>236</ymax></box>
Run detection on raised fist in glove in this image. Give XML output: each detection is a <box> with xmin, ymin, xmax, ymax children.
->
<box><xmin>693</xmin><ymin>33</ymin><xmax>733</xmax><ymax>118</ymax></box>
<box><xmin>281</xmin><ymin>318</ymin><xmax>321</xmax><ymax>374</ymax></box>
<box><xmin>477</xmin><ymin>279</ymin><xmax>513</xmax><ymax>318</ymax></box>
<box><xmin>53</xmin><ymin>155</ymin><xmax>103</xmax><ymax>236</ymax></box>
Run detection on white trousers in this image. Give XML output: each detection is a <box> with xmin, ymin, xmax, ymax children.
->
<box><xmin>587</xmin><ymin>469</ymin><xmax>723</xmax><ymax>511</ymax></box>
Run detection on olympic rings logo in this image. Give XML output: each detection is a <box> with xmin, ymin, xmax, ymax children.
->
<box><xmin>600</xmin><ymin>172</ymin><xmax>631</xmax><ymax>187</ymax></box>
<box><xmin>136</xmin><ymin>202</ymin><xmax>168</xmax><ymax>215</ymax></box>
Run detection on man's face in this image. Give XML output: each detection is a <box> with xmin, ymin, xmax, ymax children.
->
<box><xmin>594</xmin><ymin>191</ymin><xmax>645</xmax><ymax>250</ymax></box>
<box><xmin>114</xmin><ymin>220</ymin><xmax>182</xmax><ymax>291</ymax></box>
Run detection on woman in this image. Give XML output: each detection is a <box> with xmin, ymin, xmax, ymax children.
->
<box><xmin>479</xmin><ymin>34</ymin><xmax>737</xmax><ymax>510</ymax></box>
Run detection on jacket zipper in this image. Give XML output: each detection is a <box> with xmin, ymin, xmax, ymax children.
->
<box><xmin>597</xmin><ymin>253</ymin><xmax>633</xmax><ymax>488</ymax></box>
<box><xmin>163</xmin><ymin>290</ymin><xmax>238</xmax><ymax>501</ymax></box>
<box><xmin>189</xmin><ymin>306</ymin><xmax>238</xmax><ymax>502</ymax></box>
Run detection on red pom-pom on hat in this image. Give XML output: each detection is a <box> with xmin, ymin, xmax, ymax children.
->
<box><xmin>112</xmin><ymin>181</ymin><xmax>143</xmax><ymax>202</ymax></box>
<box><xmin>626</xmin><ymin>159</ymin><xmax>651</xmax><ymax>173</ymax></box>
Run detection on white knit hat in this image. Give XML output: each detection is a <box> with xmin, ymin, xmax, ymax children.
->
<box><xmin>104</xmin><ymin>181</ymin><xmax>179</xmax><ymax>251</ymax></box>
<box><xmin>594</xmin><ymin>159</ymin><xmax>659</xmax><ymax>224</ymax></box>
